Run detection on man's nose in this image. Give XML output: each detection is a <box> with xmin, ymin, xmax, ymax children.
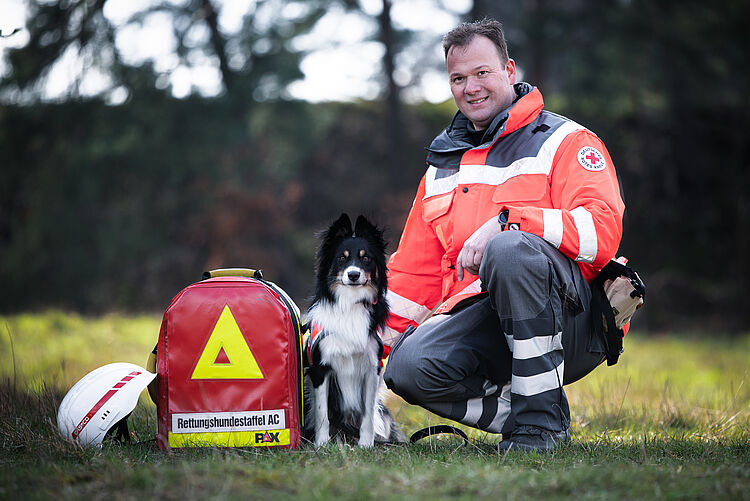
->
<box><xmin>465</xmin><ymin>75</ymin><xmax>481</xmax><ymax>94</ymax></box>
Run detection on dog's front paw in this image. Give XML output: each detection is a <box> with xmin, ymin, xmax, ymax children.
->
<box><xmin>314</xmin><ymin>424</ymin><xmax>329</xmax><ymax>447</ymax></box>
<box><xmin>357</xmin><ymin>432</ymin><xmax>375</xmax><ymax>448</ymax></box>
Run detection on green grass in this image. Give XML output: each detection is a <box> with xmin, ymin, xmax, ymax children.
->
<box><xmin>1</xmin><ymin>312</ymin><xmax>748</xmax><ymax>500</ymax></box>
<box><xmin>1</xmin><ymin>310</ymin><xmax>160</xmax><ymax>389</ymax></box>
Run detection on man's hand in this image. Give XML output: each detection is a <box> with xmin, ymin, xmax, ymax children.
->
<box><xmin>456</xmin><ymin>215</ymin><xmax>505</xmax><ymax>281</ymax></box>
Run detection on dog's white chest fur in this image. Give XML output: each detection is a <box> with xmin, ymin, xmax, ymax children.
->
<box><xmin>307</xmin><ymin>300</ymin><xmax>378</xmax><ymax>414</ymax></box>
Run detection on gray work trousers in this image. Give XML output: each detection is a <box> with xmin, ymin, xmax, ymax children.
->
<box><xmin>384</xmin><ymin>231</ymin><xmax>605</xmax><ymax>434</ymax></box>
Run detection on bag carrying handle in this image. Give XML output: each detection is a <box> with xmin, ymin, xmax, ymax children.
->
<box><xmin>203</xmin><ymin>268</ymin><xmax>263</xmax><ymax>280</ymax></box>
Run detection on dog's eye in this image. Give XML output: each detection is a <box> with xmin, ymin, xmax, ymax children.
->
<box><xmin>361</xmin><ymin>256</ymin><xmax>371</xmax><ymax>264</ymax></box>
<box><xmin>338</xmin><ymin>255</ymin><xmax>347</xmax><ymax>262</ymax></box>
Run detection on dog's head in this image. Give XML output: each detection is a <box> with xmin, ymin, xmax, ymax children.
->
<box><xmin>315</xmin><ymin>213</ymin><xmax>388</xmax><ymax>305</ymax></box>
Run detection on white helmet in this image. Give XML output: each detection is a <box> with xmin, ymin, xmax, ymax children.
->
<box><xmin>57</xmin><ymin>362</ymin><xmax>156</xmax><ymax>446</ymax></box>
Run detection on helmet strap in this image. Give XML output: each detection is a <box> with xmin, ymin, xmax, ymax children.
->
<box><xmin>104</xmin><ymin>416</ymin><xmax>131</xmax><ymax>444</ymax></box>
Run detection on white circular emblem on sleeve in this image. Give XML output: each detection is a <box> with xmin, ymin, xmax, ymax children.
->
<box><xmin>577</xmin><ymin>146</ymin><xmax>606</xmax><ymax>171</ymax></box>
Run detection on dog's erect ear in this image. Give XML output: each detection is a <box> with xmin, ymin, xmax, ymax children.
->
<box><xmin>329</xmin><ymin>213</ymin><xmax>353</xmax><ymax>240</ymax></box>
<box><xmin>354</xmin><ymin>215</ymin><xmax>374</xmax><ymax>238</ymax></box>
<box><xmin>354</xmin><ymin>215</ymin><xmax>386</xmax><ymax>252</ymax></box>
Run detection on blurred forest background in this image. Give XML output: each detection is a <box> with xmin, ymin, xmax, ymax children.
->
<box><xmin>1</xmin><ymin>0</ymin><xmax>748</xmax><ymax>333</ymax></box>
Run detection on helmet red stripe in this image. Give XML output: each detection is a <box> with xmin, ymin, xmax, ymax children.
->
<box><xmin>70</xmin><ymin>371</ymin><xmax>143</xmax><ymax>440</ymax></box>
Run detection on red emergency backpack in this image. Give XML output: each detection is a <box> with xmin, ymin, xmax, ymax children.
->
<box><xmin>153</xmin><ymin>268</ymin><xmax>304</xmax><ymax>450</ymax></box>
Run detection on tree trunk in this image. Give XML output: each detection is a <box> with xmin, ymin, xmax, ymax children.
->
<box><xmin>200</xmin><ymin>0</ymin><xmax>234</xmax><ymax>94</ymax></box>
<box><xmin>378</xmin><ymin>0</ymin><xmax>404</xmax><ymax>171</ymax></box>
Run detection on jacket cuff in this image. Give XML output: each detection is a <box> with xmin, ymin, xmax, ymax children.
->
<box><xmin>505</xmin><ymin>206</ymin><xmax>529</xmax><ymax>233</ymax></box>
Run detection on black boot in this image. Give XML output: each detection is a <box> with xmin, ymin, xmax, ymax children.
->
<box><xmin>496</xmin><ymin>425</ymin><xmax>570</xmax><ymax>452</ymax></box>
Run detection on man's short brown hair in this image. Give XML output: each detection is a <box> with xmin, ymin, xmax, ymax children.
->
<box><xmin>443</xmin><ymin>19</ymin><xmax>509</xmax><ymax>63</ymax></box>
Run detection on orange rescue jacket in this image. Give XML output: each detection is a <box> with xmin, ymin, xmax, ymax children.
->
<box><xmin>383</xmin><ymin>84</ymin><xmax>625</xmax><ymax>349</ymax></box>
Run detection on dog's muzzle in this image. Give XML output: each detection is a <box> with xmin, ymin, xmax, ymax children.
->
<box><xmin>342</xmin><ymin>266</ymin><xmax>368</xmax><ymax>286</ymax></box>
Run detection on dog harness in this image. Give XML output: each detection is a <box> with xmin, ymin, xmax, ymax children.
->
<box><xmin>304</xmin><ymin>322</ymin><xmax>385</xmax><ymax>369</ymax></box>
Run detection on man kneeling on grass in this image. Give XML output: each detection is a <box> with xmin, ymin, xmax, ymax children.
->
<box><xmin>381</xmin><ymin>19</ymin><xmax>625</xmax><ymax>452</ymax></box>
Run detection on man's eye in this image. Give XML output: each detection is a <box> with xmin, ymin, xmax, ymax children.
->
<box><xmin>452</xmin><ymin>76</ymin><xmax>464</xmax><ymax>84</ymax></box>
<box><xmin>478</xmin><ymin>70</ymin><xmax>488</xmax><ymax>77</ymax></box>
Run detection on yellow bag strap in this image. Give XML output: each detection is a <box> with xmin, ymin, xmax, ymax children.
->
<box><xmin>203</xmin><ymin>268</ymin><xmax>263</xmax><ymax>280</ymax></box>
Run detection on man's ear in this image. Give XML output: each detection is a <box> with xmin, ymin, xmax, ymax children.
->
<box><xmin>506</xmin><ymin>58</ymin><xmax>517</xmax><ymax>84</ymax></box>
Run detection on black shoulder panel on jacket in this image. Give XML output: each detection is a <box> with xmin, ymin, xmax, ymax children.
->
<box><xmin>484</xmin><ymin>111</ymin><xmax>570</xmax><ymax>169</ymax></box>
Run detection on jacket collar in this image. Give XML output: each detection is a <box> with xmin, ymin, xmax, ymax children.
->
<box><xmin>426</xmin><ymin>83</ymin><xmax>543</xmax><ymax>169</ymax></box>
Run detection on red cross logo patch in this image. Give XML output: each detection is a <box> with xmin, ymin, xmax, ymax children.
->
<box><xmin>577</xmin><ymin>146</ymin><xmax>606</xmax><ymax>171</ymax></box>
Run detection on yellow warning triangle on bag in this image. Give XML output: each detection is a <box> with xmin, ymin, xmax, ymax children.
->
<box><xmin>191</xmin><ymin>304</ymin><xmax>264</xmax><ymax>379</ymax></box>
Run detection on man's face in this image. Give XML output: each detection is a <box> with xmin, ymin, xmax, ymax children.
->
<box><xmin>446</xmin><ymin>35</ymin><xmax>517</xmax><ymax>131</ymax></box>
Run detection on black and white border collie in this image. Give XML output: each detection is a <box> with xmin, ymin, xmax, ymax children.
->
<box><xmin>303</xmin><ymin>214</ymin><xmax>404</xmax><ymax>447</ymax></box>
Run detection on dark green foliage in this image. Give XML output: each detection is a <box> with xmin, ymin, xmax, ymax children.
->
<box><xmin>0</xmin><ymin>91</ymin><xmax>434</xmax><ymax>313</ymax></box>
<box><xmin>1</xmin><ymin>1</ymin><xmax>749</xmax><ymax>331</ymax></box>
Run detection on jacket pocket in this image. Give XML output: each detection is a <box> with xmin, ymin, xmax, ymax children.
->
<box><xmin>422</xmin><ymin>192</ymin><xmax>454</xmax><ymax>251</ymax></box>
<box><xmin>422</xmin><ymin>192</ymin><xmax>454</xmax><ymax>223</ymax></box>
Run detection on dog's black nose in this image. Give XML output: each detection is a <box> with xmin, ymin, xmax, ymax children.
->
<box><xmin>348</xmin><ymin>270</ymin><xmax>360</xmax><ymax>282</ymax></box>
